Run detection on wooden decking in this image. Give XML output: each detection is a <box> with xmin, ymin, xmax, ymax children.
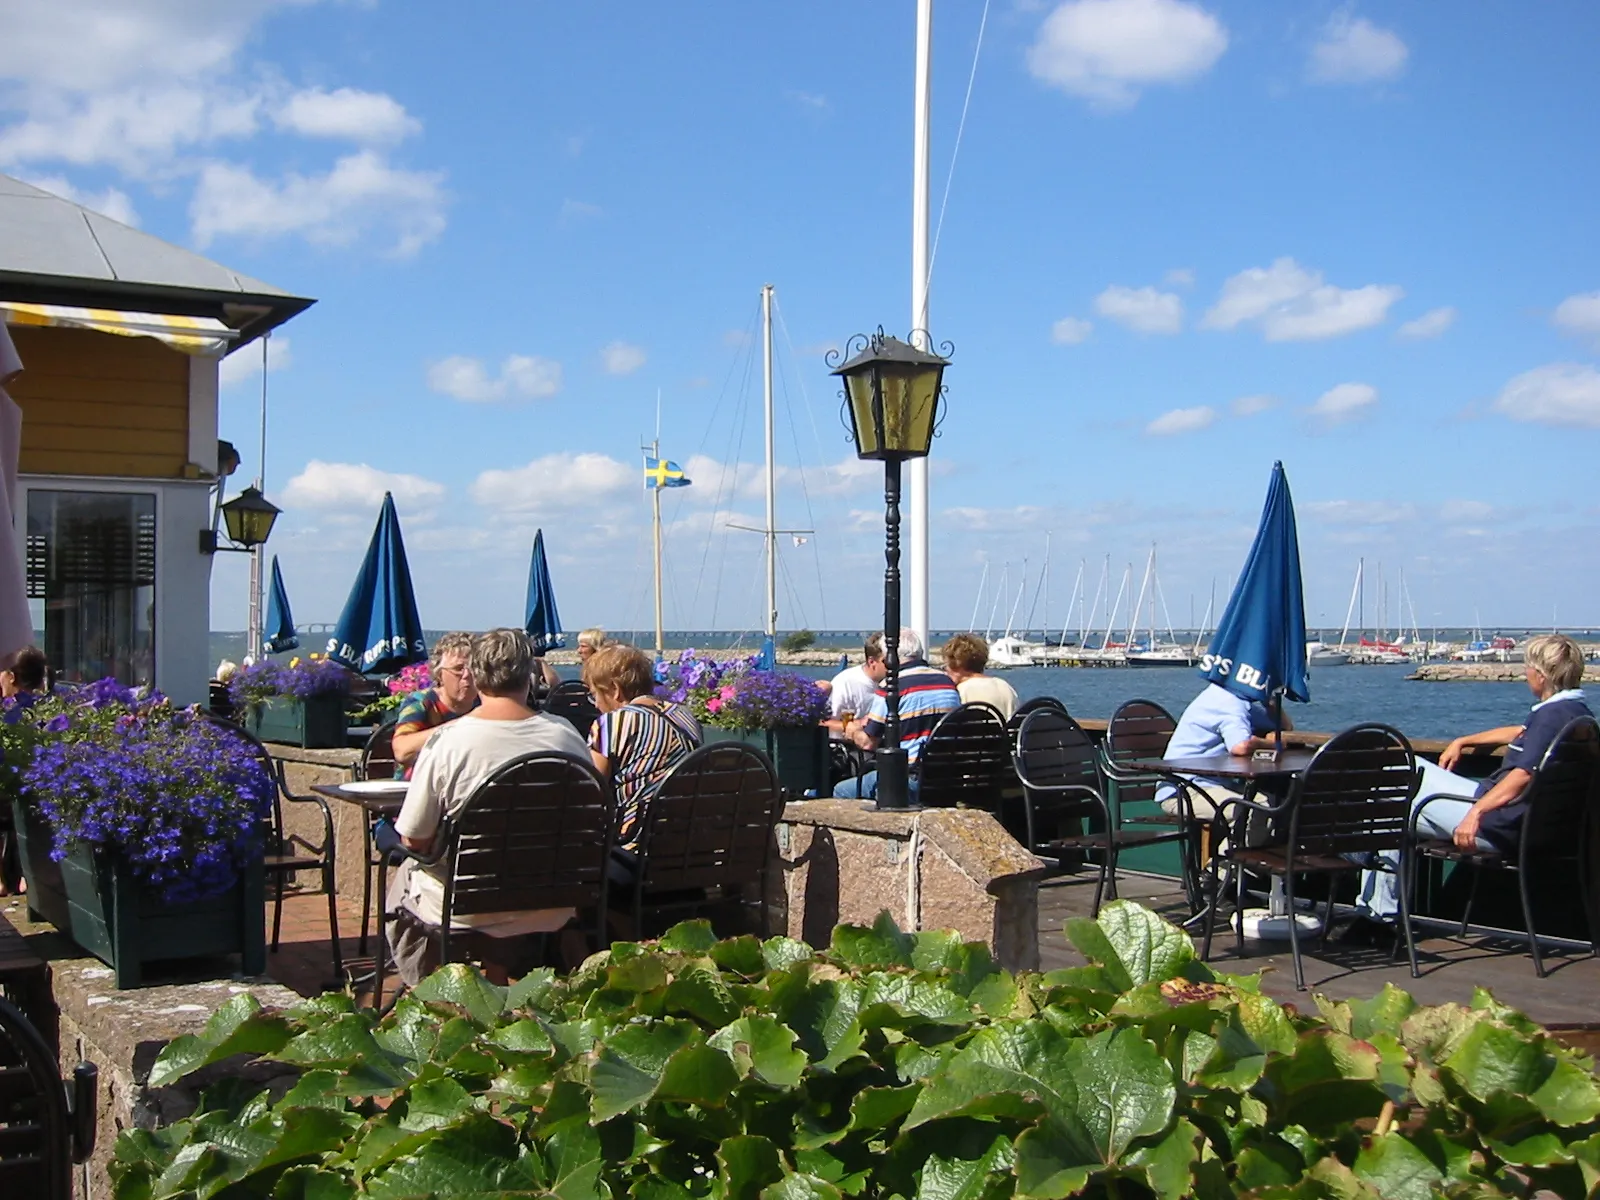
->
<box><xmin>1037</xmin><ymin>870</ymin><xmax>1600</xmax><ymax>1026</ymax></box>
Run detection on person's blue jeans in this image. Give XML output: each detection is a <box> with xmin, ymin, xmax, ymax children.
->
<box><xmin>832</xmin><ymin>770</ymin><xmax>921</xmax><ymax>802</ymax></box>
<box><xmin>1355</xmin><ymin>760</ymin><xmax>1496</xmax><ymax>920</ymax></box>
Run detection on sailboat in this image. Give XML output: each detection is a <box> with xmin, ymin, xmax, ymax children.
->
<box><xmin>1124</xmin><ymin>545</ymin><xmax>1195</xmax><ymax>667</ymax></box>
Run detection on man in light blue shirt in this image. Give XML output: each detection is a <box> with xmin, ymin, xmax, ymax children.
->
<box><xmin>1156</xmin><ymin>682</ymin><xmax>1291</xmax><ymax>832</ymax></box>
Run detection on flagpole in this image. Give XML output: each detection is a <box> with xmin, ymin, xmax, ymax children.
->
<box><xmin>761</xmin><ymin>284</ymin><xmax>777</xmax><ymax>652</ymax></box>
<box><xmin>908</xmin><ymin>0</ymin><xmax>933</xmax><ymax>649</ymax></box>
<box><xmin>651</xmin><ymin>439</ymin><xmax>664</xmax><ymax>656</ymax></box>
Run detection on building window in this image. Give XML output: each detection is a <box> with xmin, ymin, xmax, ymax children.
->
<box><xmin>26</xmin><ymin>490</ymin><xmax>156</xmax><ymax>687</ymax></box>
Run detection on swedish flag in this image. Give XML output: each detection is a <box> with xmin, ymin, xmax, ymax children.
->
<box><xmin>644</xmin><ymin>457</ymin><xmax>691</xmax><ymax>489</ymax></box>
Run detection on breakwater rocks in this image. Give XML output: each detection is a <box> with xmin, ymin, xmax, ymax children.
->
<box><xmin>1410</xmin><ymin>662</ymin><xmax>1600</xmax><ymax>683</ymax></box>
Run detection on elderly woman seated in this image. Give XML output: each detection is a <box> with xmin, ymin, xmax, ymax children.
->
<box><xmin>585</xmin><ymin>644</ymin><xmax>702</xmax><ymax>858</ymax></box>
<box><xmin>390</xmin><ymin>632</ymin><xmax>479</xmax><ymax>778</ymax></box>
<box><xmin>1350</xmin><ymin>633</ymin><xmax>1593</xmax><ymax>941</ymax></box>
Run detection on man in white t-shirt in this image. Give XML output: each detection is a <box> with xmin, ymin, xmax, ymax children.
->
<box><xmin>824</xmin><ymin>633</ymin><xmax>886</xmax><ymax>739</ymax></box>
<box><xmin>388</xmin><ymin>627</ymin><xmax>590</xmax><ymax>984</ymax></box>
<box><xmin>941</xmin><ymin>633</ymin><xmax>1019</xmax><ymax>720</ymax></box>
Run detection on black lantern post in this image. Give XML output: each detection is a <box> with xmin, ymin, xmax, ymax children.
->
<box><xmin>829</xmin><ymin>330</ymin><xmax>949</xmax><ymax>809</ymax></box>
<box><xmin>202</xmin><ymin>485</ymin><xmax>281</xmax><ymax>554</ymax></box>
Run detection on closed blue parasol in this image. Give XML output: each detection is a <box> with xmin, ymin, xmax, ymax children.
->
<box><xmin>263</xmin><ymin>555</ymin><xmax>299</xmax><ymax>654</ymax></box>
<box><xmin>1198</xmin><ymin>461</ymin><xmax>1309</xmax><ymax>717</ymax></box>
<box><xmin>326</xmin><ymin>493</ymin><xmax>427</xmax><ymax>674</ymax></box>
<box><xmin>523</xmin><ymin>528</ymin><xmax>565</xmax><ymax>654</ymax></box>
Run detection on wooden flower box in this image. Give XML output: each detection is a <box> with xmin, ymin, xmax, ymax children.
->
<box><xmin>12</xmin><ymin>799</ymin><xmax>266</xmax><ymax>989</ymax></box>
<box><xmin>703</xmin><ymin>725</ymin><xmax>827</xmax><ymax>798</ymax></box>
<box><xmin>243</xmin><ymin>693</ymin><xmax>348</xmax><ymax>749</ymax></box>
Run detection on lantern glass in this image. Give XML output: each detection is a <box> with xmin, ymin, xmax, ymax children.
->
<box><xmin>878</xmin><ymin>361</ymin><xmax>941</xmax><ymax>456</ymax></box>
<box><xmin>220</xmin><ymin>486</ymin><xmax>281</xmax><ymax>549</ymax></box>
<box><xmin>844</xmin><ymin>371</ymin><xmax>881</xmax><ymax>458</ymax></box>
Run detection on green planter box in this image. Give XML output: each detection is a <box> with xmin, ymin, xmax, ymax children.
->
<box><xmin>12</xmin><ymin>799</ymin><xmax>266</xmax><ymax>989</ymax></box>
<box><xmin>703</xmin><ymin>725</ymin><xmax>826</xmax><ymax>798</ymax></box>
<box><xmin>244</xmin><ymin>692</ymin><xmax>348</xmax><ymax>749</ymax></box>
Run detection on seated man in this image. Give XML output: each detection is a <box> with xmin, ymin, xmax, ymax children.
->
<box><xmin>391</xmin><ymin>632</ymin><xmax>479</xmax><ymax>779</ymax></box>
<box><xmin>833</xmin><ymin>628</ymin><xmax>961</xmax><ymax>800</ymax></box>
<box><xmin>1155</xmin><ymin>681</ymin><xmax>1292</xmax><ymax>841</ymax></box>
<box><xmin>1352</xmin><ymin>633</ymin><xmax>1592</xmax><ymax>932</ymax></box>
<box><xmin>387</xmin><ymin>628</ymin><xmax>591</xmax><ymax>985</ymax></box>
<box><xmin>824</xmin><ymin>634</ymin><xmax>886</xmax><ymax>739</ymax></box>
<box><xmin>942</xmin><ymin>633</ymin><xmax>1019</xmax><ymax>720</ymax></box>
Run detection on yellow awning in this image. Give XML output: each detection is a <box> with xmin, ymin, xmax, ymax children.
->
<box><xmin>0</xmin><ymin>302</ymin><xmax>234</xmax><ymax>356</ymax></box>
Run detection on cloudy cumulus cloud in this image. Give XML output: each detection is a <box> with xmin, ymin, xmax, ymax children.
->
<box><xmin>1051</xmin><ymin>316</ymin><xmax>1093</xmax><ymax>345</ymax></box>
<box><xmin>1493</xmin><ymin>363</ymin><xmax>1600</xmax><ymax>428</ymax></box>
<box><xmin>1027</xmin><ymin>0</ymin><xmax>1228</xmax><ymax>108</ymax></box>
<box><xmin>1145</xmin><ymin>405</ymin><xmax>1215</xmax><ymax>435</ymax></box>
<box><xmin>1202</xmin><ymin>258</ymin><xmax>1402</xmax><ymax>341</ymax></box>
<box><xmin>1553</xmin><ymin>293</ymin><xmax>1600</xmax><ymax>345</ymax></box>
<box><xmin>282</xmin><ymin>459</ymin><xmax>447</xmax><ymax>511</ymax></box>
<box><xmin>471</xmin><ymin>452</ymin><xmax>636</xmax><ymax>514</ymax></box>
<box><xmin>1308</xmin><ymin>13</ymin><xmax>1409</xmax><ymax>84</ymax></box>
<box><xmin>219</xmin><ymin>335</ymin><xmax>292</xmax><ymax>389</ymax></box>
<box><xmin>1396</xmin><ymin>306</ymin><xmax>1457</xmax><ymax>341</ymax></box>
<box><xmin>1307</xmin><ymin>382</ymin><xmax>1378</xmax><ymax>424</ymax></box>
<box><xmin>600</xmin><ymin>341</ymin><xmax>648</xmax><ymax>376</ymax></box>
<box><xmin>427</xmin><ymin>354</ymin><xmax>563</xmax><ymax>403</ymax></box>
<box><xmin>1094</xmin><ymin>284</ymin><xmax>1184</xmax><ymax>334</ymax></box>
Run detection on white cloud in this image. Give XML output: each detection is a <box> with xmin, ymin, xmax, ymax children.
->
<box><xmin>1094</xmin><ymin>284</ymin><xmax>1183</xmax><ymax>333</ymax></box>
<box><xmin>471</xmin><ymin>452</ymin><xmax>635</xmax><ymax>514</ymax></box>
<box><xmin>1201</xmin><ymin>257</ymin><xmax>1402</xmax><ymax>341</ymax></box>
<box><xmin>600</xmin><ymin>341</ymin><xmax>648</xmax><ymax>376</ymax></box>
<box><xmin>1493</xmin><ymin>363</ymin><xmax>1600</xmax><ymax>428</ymax></box>
<box><xmin>1163</xmin><ymin>267</ymin><xmax>1195</xmax><ymax>287</ymax></box>
<box><xmin>941</xmin><ymin>505</ymin><xmax>1052</xmax><ymax>532</ymax></box>
<box><xmin>1309</xmin><ymin>14</ymin><xmax>1408</xmax><ymax>84</ymax></box>
<box><xmin>275</xmin><ymin>87</ymin><xmax>420</xmax><ymax>144</ymax></box>
<box><xmin>1027</xmin><ymin>0</ymin><xmax>1228</xmax><ymax>108</ymax></box>
<box><xmin>282</xmin><ymin>459</ymin><xmax>447</xmax><ymax>512</ymax></box>
<box><xmin>18</xmin><ymin>174</ymin><xmax>139</xmax><ymax>225</ymax></box>
<box><xmin>1145</xmin><ymin>405</ymin><xmax>1215</xmax><ymax>435</ymax></box>
<box><xmin>1307</xmin><ymin>381</ymin><xmax>1378</xmax><ymax>424</ymax></box>
<box><xmin>219</xmin><ymin>335</ymin><xmax>292</xmax><ymax>389</ymax></box>
<box><xmin>1396</xmin><ymin>306</ymin><xmax>1456</xmax><ymax>341</ymax></box>
<box><xmin>427</xmin><ymin>353</ymin><xmax>563</xmax><ymax>403</ymax></box>
<box><xmin>190</xmin><ymin>150</ymin><xmax>448</xmax><ymax>256</ymax></box>
<box><xmin>1304</xmin><ymin>498</ymin><xmax>1416</xmax><ymax>525</ymax></box>
<box><xmin>1051</xmin><ymin>316</ymin><xmax>1093</xmax><ymax>345</ymax></box>
<box><xmin>1552</xmin><ymin>293</ymin><xmax>1600</xmax><ymax>344</ymax></box>
<box><xmin>787</xmin><ymin>90</ymin><xmax>829</xmax><ymax>110</ymax></box>
<box><xmin>559</xmin><ymin>198</ymin><xmax>603</xmax><ymax>224</ymax></box>
<box><xmin>1439</xmin><ymin>499</ymin><xmax>1493</xmax><ymax>523</ymax></box>
<box><xmin>1231</xmin><ymin>393</ymin><xmax>1276</xmax><ymax>416</ymax></box>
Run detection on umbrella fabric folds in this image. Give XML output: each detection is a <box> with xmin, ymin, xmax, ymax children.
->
<box><xmin>326</xmin><ymin>493</ymin><xmax>427</xmax><ymax>675</ymax></box>
<box><xmin>1198</xmin><ymin>461</ymin><xmax>1309</xmax><ymax>711</ymax></box>
<box><xmin>523</xmin><ymin>529</ymin><xmax>565</xmax><ymax>654</ymax></box>
<box><xmin>263</xmin><ymin>556</ymin><xmax>300</xmax><ymax>654</ymax></box>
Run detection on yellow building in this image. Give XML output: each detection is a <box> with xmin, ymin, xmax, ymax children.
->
<box><xmin>0</xmin><ymin>175</ymin><xmax>313</xmax><ymax>704</ymax></box>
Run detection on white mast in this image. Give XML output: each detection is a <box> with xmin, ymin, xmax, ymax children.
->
<box><xmin>1003</xmin><ymin>558</ymin><xmax>1028</xmax><ymax>639</ymax></box>
<box><xmin>1129</xmin><ymin>545</ymin><xmax>1155</xmax><ymax>649</ymax></box>
<box><xmin>967</xmin><ymin>559</ymin><xmax>988</xmax><ymax>632</ymax></box>
<box><xmin>762</xmin><ymin>284</ymin><xmax>777</xmax><ymax>647</ymax></box>
<box><xmin>908</xmin><ymin>0</ymin><xmax>933</xmax><ymax>648</ymax></box>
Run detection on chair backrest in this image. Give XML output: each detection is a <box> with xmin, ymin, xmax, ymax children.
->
<box><xmin>360</xmin><ymin>721</ymin><xmax>399</xmax><ymax>782</ymax></box>
<box><xmin>440</xmin><ymin>753</ymin><xmax>615</xmax><ymax>922</ymax></box>
<box><xmin>634</xmin><ymin>743</ymin><xmax>783</xmax><ymax>896</ymax></box>
<box><xmin>1519</xmin><ymin>715</ymin><xmax>1600</xmax><ymax>854</ymax></box>
<box><xmin>1102</xmin><ymin>699</ymin><xmax>1178</xmax><ymax>804</ymax></box>
<box><xmin>1007</xmin><ymin>695</ymin><xmax>1069</xmax><ymax>743</ymax></box>
<box><xmin>917</xmin><ymin>702</ymin><xmax>1012</xmax><ymax>810</ymax></box>
<box><xmin>1285</xmin><ymin>723</ymin><xmax>1417</xmax><ymax>857</ymax></box>
<box><xmin>0</xmin><ymin>996</ymin><xmax>94</xmax><ymax>1200</ymax></box>
<box><xmin>543</xmin><ymin>679</ymin><xmax>600</xmax><ymax>741</ymax></box>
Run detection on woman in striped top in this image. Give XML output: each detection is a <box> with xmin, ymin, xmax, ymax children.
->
<box><xmin>586</xmin><ymin>644</ymin><xmax>702</xmax><ymax>847</ymax></box>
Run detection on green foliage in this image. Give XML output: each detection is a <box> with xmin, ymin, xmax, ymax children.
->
<box><xmin>115</xmin><ymin>902</ymin><xmax>1600</xmax><ymax>1200</ymax></box>
<box><xmin>780</xmin><ymin>630</ymin><xmax>818</xmax><ymax>654</ymax></box>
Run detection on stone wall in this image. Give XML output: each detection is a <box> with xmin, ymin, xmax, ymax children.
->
<box><xmin>4</xmin><ymin>899</ymin><xmax>301</xmax><ymax>1199</ymax></box>
<box><xmin>776</xmin><ymin>800</ymin><xmax>1047</xmax><ymax>971</ymax></box>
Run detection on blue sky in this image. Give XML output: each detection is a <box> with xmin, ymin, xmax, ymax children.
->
<box><xmin>4</xmin><ymin>0</ymin><xmax>1599</xmax><ymax>636</ymax></box>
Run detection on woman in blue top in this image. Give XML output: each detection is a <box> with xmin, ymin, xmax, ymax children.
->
<box><xmin>1356</xmin><ymin>632</ymin><xmax>1592</xmax><ymax>924</ymax></box>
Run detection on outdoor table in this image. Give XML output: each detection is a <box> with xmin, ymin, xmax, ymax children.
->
<box><xmin>313</xmin><ymin>781</ymin><xmax>408</xmax><ymax>999</ymax></box>
<box><xmin>1124</xmin><ymin>747</ymin><xmax>1321</xmax><ymax>939</ymax></box>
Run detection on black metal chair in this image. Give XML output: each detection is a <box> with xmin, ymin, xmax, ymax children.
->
<box><xmin>620</xmin><ymin>743</ymin><xmax>784</xmax><ymax>939</ymax></box>
<box><xmin>915</xmin><ymin>703</ymin><xmax>1012</xmax><ymax>810</ymax></box>
<box><xmin>0</xmin><ymin>995</ymin><xmax>95</xmax><ymax>1200</ymax></box>
<box><xmin>1404</xmin><ymin>715</ymin><xmax>1600</xmax><ymax>979</ymax></box>
<box><xmin>1203</xmin><ymin>723</ymin><xmax>1418</xmax><ymax>990</ymax></box>
<box><xmin>204</xmin><ymin>715</ymin><xmax>343</xmax><ymax>979</ymax></box>
<box><xmin>1101</xmin><ymin>699</ymin><xmax>1183</xmax><ymax>828</ymax></box>
<box><xmin>1014</xmin><ymin>710</ymin><xmax>1193</xmax><ymax>916</ymax></box>
<box><xmin>377</xmin><ymin>753</ymin><xmax>615</xmax><ymax>1003</ymax></box>
<box><xmin>543</xmin><ymin>679</ymin><xmax>600</xmax><ymax>740</ymax></box>
<box><xmin>356</xmin><ymin>721</ymin><xmax>400</xmax><ymax>956</ymax></box>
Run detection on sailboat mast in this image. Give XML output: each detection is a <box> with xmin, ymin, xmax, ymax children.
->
<box><xmin>1338</xmin><ymin>560</ymin><xmax>1360</xmax><ymax>650</ymax></box>
<box><xmin>651</xmin><ymin>437</ymin><xmax>664</xmax><ymax>655</ymax></box>
<box><xmin>761</xmin><ymin>284</ymin><xmax>777</xmax><ymax>644</ymax></box>
<box><xmin>908</xmin><ymin>0</ymin><xmax>933</xmax><ymax>648</ymax></box>
<box><xmin>968</xmin><ymin>559</ymin><xmax>988</xmax><ymax>633</ymax></box>
<box><xmin>1129</xmin><ymin>546</ymin><xmax>1155</xmax><ymax>648</ymax></box>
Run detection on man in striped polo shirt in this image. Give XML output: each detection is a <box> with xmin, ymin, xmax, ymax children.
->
<box><xmin>834</xmin><ymin>627</ymin><xmax>961</xmax><ymax>801</ymax></box>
